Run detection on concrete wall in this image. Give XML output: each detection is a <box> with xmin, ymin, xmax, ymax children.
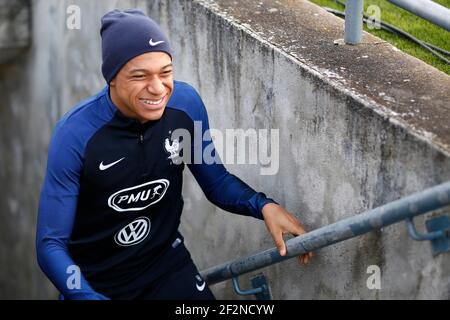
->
<box><xmin>0</xmin><ymin>0</ymin><xmax>31</xmax><ymax>64</ymax></box>
<box><xmin>1</xmin><ymin>0</ymin><xmax>449</xmax><ymax>299</ymax></box>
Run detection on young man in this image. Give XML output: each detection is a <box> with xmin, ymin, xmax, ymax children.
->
<box><xmin>36</xmin><ymin>9</ymin><xmax>312</xmax><ymax>300</ymax></box>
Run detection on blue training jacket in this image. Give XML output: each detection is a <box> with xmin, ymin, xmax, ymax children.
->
<box><xmin>36</xmin><ymin>81</ymin><xmax>275</xmax><ymax>299</ymax></box>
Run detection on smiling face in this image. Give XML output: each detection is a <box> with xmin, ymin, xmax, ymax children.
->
<box><xmin>109</xmin><ymin>52</ymin><xmax>173</xmax><ymax>122</ymax></box>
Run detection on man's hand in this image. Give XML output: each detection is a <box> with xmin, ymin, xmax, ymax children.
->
<box><xmin>262</xmin><ymin>203</ymin><xmax>313</xmax><ymax>265</ymax></box>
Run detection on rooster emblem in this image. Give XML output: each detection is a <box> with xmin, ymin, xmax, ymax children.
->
<box><xmin>164</xmin><ymin>138</ymin><xmax>180</xmax><ymax>160</ymax></box>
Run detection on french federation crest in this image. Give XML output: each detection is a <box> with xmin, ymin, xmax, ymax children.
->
<box><xmin>164</xmin><ymin>137</ymin><xmax>182</xmax><ymax>164</ymax></box>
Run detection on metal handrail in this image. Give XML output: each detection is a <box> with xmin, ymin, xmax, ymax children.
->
<box><xmin>387</xmin><ymin>0</ymin><xmax>450</xmax><ymax>31</ymax></box>
<box><xmin>326</xmin><ymin>7</ymin><xmax>450</xmax><ymax>64</ymax></box>
<box><xmin>200</xmin><ymin>180</ymin><xmax>450</xmax><ymax>285</ymax></box>
<box><xmin>343</xmin><ymin>0</ymin><xmax>450</xmax><ymax>44</ymax></box>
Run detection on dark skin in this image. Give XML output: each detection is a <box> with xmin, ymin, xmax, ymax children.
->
<box><xmin>109</xmin><ymin>52</ymin><xmax>313</xmax><ymax>265</ymax></box>
<box><xmin>109</xmin><ymin>52</ymin><xmax>174</xmax><ymax>122</ymax></box>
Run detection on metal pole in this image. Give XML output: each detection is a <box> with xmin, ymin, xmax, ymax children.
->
<box><xmin>201</xmin><ymin>180</ymin><xmax>450</xmax><ymax>285</ymax></box>
<box><xmin>387</xmin><ymin>0</ymin><xmax>450</xmax><ymax>31</ymax></box>
<box><xmin>345</xmin><ymin>0</ymin><xmax>364</xmax><ymax>44</ymax></box>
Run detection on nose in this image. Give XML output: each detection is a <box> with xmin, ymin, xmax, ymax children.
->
<box><xmin>146</xmin><ymin>77</ymin><xmax>165</xmax><ymax>96</ymax></box>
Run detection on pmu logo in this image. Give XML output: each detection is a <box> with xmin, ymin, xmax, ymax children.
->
<box><xmin>114</xmin><ymin>217</ymin><xmax>151</xmax><ymax>246</ymax></box>
<box><xmin>108</xmin><ymin>179</ymin><xmax>169</xmax><ymax>212</ymax></box>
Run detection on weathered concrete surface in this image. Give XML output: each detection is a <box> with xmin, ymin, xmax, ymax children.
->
<box><xmin>0</xmin><ymin>0</ymin><xmax>449</xmax><ymax>299</ymax></box>
<box><xmin>0</xmin><ymin>0</ymin><xmax>31</xmax><ymax>63</ymax></box>
<box><xmin>195</xmin><ymin>0</ymin><xmax>450</xmax><ymax>155</ymax></box>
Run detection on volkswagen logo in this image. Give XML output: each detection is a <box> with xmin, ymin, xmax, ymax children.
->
<box><xmin>114</xmin><ymin>217</ymin><xmax>151</xmax><ymax>247</ymax></box>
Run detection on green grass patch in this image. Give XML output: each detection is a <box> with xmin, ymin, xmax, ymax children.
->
<box><xmin>308</xmin><ymin>0</ymin><xmax>450</xmax><ymax>75</ymax></box>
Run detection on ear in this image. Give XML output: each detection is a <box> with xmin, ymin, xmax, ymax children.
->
<box><xmin>109</xmin><ymin>79</ymin><xmax>115</xmax><ymax>87</ymax></box>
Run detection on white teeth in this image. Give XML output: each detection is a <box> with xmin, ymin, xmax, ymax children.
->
<box><xmin>140</xmin><ymin>96</ymin><xmax>164</xmax><ymax>105</ymax></box>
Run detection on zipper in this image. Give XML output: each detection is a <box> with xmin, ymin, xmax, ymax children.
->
<box><xmin>137</xmin><ymin>123</ymin><xmax>147</xmax><ymax>176</ymax></box>
<box><xmin>137</xmin><ymin>121</ymin><xmax>145</xmax><ymax>145</ymax></box>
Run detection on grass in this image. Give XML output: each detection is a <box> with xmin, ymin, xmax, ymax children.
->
<box><xmin>308</xmin><ymin>0</ymin><xmax>450</xmax><ymax>75</ymax></box>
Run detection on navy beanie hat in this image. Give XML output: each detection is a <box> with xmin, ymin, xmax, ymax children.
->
<box><xmin>100</xmin><ymin>9</ymin><xmax>172</xmax><ymax>83</ymax></box>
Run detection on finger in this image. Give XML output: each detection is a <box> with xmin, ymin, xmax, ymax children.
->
<box><xmin>304</xmin><ymin>254</ymin><xmax>310</xmax><ymax>264</ymax></box>
<box><xmin>304</xmin><ymin>253</ymin><xmax>311</xmax><ymax>264</ymax></box>
<box><xmin>301</xmin><ymin>254</ymin><xmax>309</xmax><ymax>265</ymax></box>
<box><xmin>303</xmin><ymin>254</ymin><xmax>309</xmax><ymax>264</ymax></box>
<box><xmin>274</xmin><ymin>232</ymin><xmax>287</xmax><ymax>256</ymax></box>
<box><xmin>303</xmin><ymin>256</ymin><xmax>308</xmax><ymax>265</ymax></box>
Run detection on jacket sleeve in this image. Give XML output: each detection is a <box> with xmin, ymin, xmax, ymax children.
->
<box><xmin>36</xmin><ymin>124</ymin><xmax>109</xmax><ymax>300</ymax></box>
<box><xmin>186</xmin><ymin>90</ymin><xmax>276</xmax><ymax>220</ymax></box>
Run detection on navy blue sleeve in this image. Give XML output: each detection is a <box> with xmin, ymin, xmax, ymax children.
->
<box><xmin>36</xmin><ymin>122</ymin><xmax>109</xmax><ymax>300</ymax></box>
<box><xmin>179</xmin><ymin>84</ymin><xmax>276</xmax><ymax>220</ymax></box>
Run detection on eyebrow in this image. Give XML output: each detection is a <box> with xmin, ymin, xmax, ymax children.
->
<box><xmin>129</xmin><ymin>63</ymin><xmax>173</xmax><ymax>74</ymax></box>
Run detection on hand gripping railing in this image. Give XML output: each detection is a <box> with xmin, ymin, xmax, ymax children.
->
<box><xmin>200</xmin><ymin>181</ymin><xmax>450</xmax><ymax>299</ymax></box>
